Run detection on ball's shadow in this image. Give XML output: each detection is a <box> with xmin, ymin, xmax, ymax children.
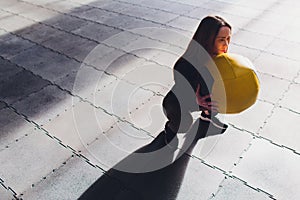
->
<box><xmin>79</xmin><ymin>119</ymin><xmax>223</xmax><ymax>200</ymax></box>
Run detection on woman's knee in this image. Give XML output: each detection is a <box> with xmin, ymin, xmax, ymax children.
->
<box><xmin>168</xmin><ymin>113</ymin><xmax>193</xmax><ymax>133</ymax></box>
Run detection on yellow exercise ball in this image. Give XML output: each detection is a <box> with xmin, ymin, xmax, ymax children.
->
<box><xmin>207</xmin><ymin>53</ymin><xmax>260</xmax><ymax>114</ymax></box>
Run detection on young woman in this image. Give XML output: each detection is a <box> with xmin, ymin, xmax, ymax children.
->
<box><xmin>162</xmin><ymin>15</ymin><xmax>232</xmax><ymax>143</ymax></box>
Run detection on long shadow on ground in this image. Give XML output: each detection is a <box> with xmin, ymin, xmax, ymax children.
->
<box><xmin>79</xmin><ymin>119</ymin><xmax>223</xmax><ymax>200</ymax></box>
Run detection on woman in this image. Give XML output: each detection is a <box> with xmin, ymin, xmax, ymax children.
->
<box><xmin>162</xmin><ymin>15</ymin><xmax>232</xmax><ymax>143</ymax></box>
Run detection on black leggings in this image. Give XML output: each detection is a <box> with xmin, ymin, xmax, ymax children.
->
<box><xmin>162</xmin><ymin>90</ymin><xmax>198</xmax><ymax>134</ymax></box>
<box><xmin>162</xmin><ymin>70</ymin><xmax>213</xmax><ymax>134</ymax></box>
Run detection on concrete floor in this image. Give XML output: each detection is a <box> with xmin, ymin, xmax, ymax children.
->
<box><xmin>0</xmin><ymin>0</ymin><xmax>300</xmax><ymax>199</ymax></box>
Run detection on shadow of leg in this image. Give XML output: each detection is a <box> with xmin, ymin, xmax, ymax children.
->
<box><xmin>79</xmin><ymin>119</ymin><xmax>223</xmax><ymax>200</ymax></box>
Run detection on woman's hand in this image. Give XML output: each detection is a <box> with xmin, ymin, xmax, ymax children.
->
<box><xmin>196</xmin><ymin>84</ymin><xmax>218</xmax><ymax>112</ymax></box>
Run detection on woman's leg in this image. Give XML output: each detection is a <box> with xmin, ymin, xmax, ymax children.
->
<box><xmin>162</xmin><ymin>91</ymin><xmax>193</xmax><ymax>135</ymax></box>
<box><xmin>197</xmin><ymin>67</ymin><xmax>228</xmax><ymax>132</ymax></box>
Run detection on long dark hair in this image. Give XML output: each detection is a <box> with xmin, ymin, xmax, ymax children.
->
<box><xmin>192</xmin><ymin>15</ymin><xmax>231</xmax><ymax>55</ymax></box>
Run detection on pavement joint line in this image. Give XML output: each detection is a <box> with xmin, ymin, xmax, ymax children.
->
<box><xmin>285</xmin><ymin>107</ymin><xmax>300</xmax><ymax>115</ymax></box>
<box><xmin>239</xmin><ymin>27</ymin><xmax>300</xmax><ymax>46</ymax></box>
<box><xmin>0</xmin><ymin>100</ymin><xmax>48</xmax><ymax>150</ymax></box>
<box><xmin>0</xmin><ymin>181</ymin><xmax>7</xmax><ymax>190</ymax></box>
<box><xmin>202</xmin><ymin>124</ymin><xmax>300</xmax><ymax>184</ymax></box>
<box><xmin>234</xmin><ymin>123</ymin><xmax>300</xmax><ymax>159</ymax></box>
<box><xmin>1</xmin><ymin>97</ymin><xmax>109</xmax><ymax>179</ymax></box>
<box><xmin>258</xmin><ymin>135</ymin><xmax>300</xmax><ymax>156</ymax></box>
<box><xmin>6</xmin><ymin>1</ymin><xmax>297</xmax><ymax>80</ymax></box>
<box><xmin>231</xmin><ymin>42</ymin><xmax>300</xmax><ymax>62</ymax></box>
<box><xmin>0</xmin><ymin>8</ymin><xmax>106</xmax><ymax>64</ymax></box>
<box><xmin>256</xmin><ymin>71</ymin><xmax>295</xmax><ymax>85</ymax></box>
<box><xmin>0</xmin><ymin>182</ymin><xmax>20</xmax><ymax>200</ymax></box>
<box><xmin>168</xmin><ymin>0</ymin><xmax>281</xmax><ymax>16</ymax></box>
<box><xmin>7</xmin><ymin>186</ymin><xmax>18</xmax><ymax>196</ymax></box>
<box><xmin>14</xmin><ymin>0</ymin><xmax>123</xmax><ymax>34</ymax></box>
<box><xmin>266</xmin><ymin>69</ymin><xmax>300</xmax><ymax>114</ymax></box>
<box><xmin>1</xmin><ymin>1</ymin><xmax>298</xmax><ymax>198</ymax></box>
<box><xmin>0</xmin><ymin>129</ymin><xmax>34</xmax><ymax>153</ymax></box>
<box><xmin>227</xmin><ymin>0</ymin><xmax>294</xmax><ymax>38</ymax></box>
<box><xmin>4</xmin><ymin>0</ymin><xmax>298</xmax><ymax>184</ymax></box>
<box><xmin>0</xmin><ymin>25</ymin><xmax>85</xmax><ymax>79</ymax></box>
<box><xmin>0</xmin><ymin>124</ymin><xmax>106</xmax><ymax>196</ymax></box>
<box><xmin>16</xmin><ymin>0</ymin><xmax>199</xmax><ymax>61</ymax></box>
<box><xmin>6</xmin><ymin>0</ymin><xmax>300</xmax><ymax>66</ymax></box>
<box><xmin>25</xmin><ymin>153</ymin><xmax>104</xmax><ymax>197</ymax></box>
<box><xmin>208</xmin><ymin>174</ymin><xmax>276</xmax><ymax>200</ymax></box>
<box><xmin>115</xmin><ymin>0</ymin><xmax>196</xmax><ymax>16</ymax></box>
<box><xmin>0</xmin><ymin>9</ymin><xmax>176</xmax><ymax>100</ymax></box>
<box><xmin>0</xmin><ymin>59</ymin><xmax>52</xmax><ymax>106</ymax></box>
<box><xmin>228</xmin><ymin>138</ymin><xmax>254</xmax><ymax>173</ymax></box>
<box><xmin>0</xmin><ymin>25</ymin><xmax>296</xmax><ymax>162</ymax></box>
<box><xmin>217</xmin><ymin>0</ymin><xmax>295</xmax><ymax>17</ymax></box>
<box><xmin>231</xmin><ymin>123</ymin><xmax>300</xmax><ymax>158</ymax></box>
<box><xmin>0</xmin><ymin>42</ymin><xmax>149</xmax><ymax>134</ymax></box>
<box><xmin>97</xmin><ymin>172</ymin><xmax>143</xmax><ymax>199</ymax></box>
<box><xmin>256</xmin><ymin>86</ymin><xmax>283</xmax><ymax>135</ymax></box>
<box><xmin>0</xmin><ymin>34</ymin><xmax>36</xmax><ymax>60</ymax></box>
<box><xmin>245</xmin><ymin>8</ymin><xmax>300</xmax><ymax>64</ymax></box>
<box><xmin>207</xmin><ymin>177</ymin><xmax>227</xmax><ymax>200</ymax></box>
<box><xmin>277</xmin><ymin>105</ymin><xmax>300</xmax><ymax>115</ymax></box>
<box><xmin>27</xmin><ymin>155</ymin><xmax>76</xmax><ymax>192</ymax></box>
<box><xmin>5</xmin><ymin>95</ymin><xmax>278</xmax><ymax>200</ymax></box>
<box><xmin>8</xmin><ymin>82</ymin><xmax>51</xmax><ymax>107</ymax></box>
<box><xmin>113</xmin><ymin>0</ymin><xmax>201</xmax><ymax>25</ymax></box>
<box><xmin>0</xmin><ymin>182</ymin><xmax>19</xmax><ymax>200</ymax></box>
<box><xmin>61</xmin><ymin>0</ymin><xmax>194</xmax><ymax>34</ymax></box>
<box><xmin>224</xmin><ymin>123</ymin><xmax>300</xmax><ymax>192</ymax></box>
<box><xmin>242</xmin><ymin>180</ymin><xmax>276</xmax><ymax>200</ymax></box>
<box><xmin>85</xmin><ymin>3</ymin><xmax>180</xmax><ymax>31</ymax></box>
<box><xmin>257</xmin><ymin>99</ymin><xmax>276</xmax><ymax>106</ymax></box>
<box><xmin>229</xmin><ymin>174</ymin><xmax>267</xmax><ymax>196</ymax></box>
<box><xmin>228</xmin><ymin>123</ymin><xmax>246</xmax><ymax>132</ymax></box>
<box><xmin>119</xmin><ymin>0</ymin><xmax>260</xmax><ymax>23</ymax></box>
<box><xmin>192</xmin><ymin>155</ymin><xmax>227</xmax><ymax>174</ymax></box>
<box><xmin>191</xmin><ymin>153</ymin><xmax>276</xmax><ymax>199</ymax></box>
<box><xmin>18</xmin><ymin>0</ymin><xmax>193</xmax><ymax>40</ymax></box>
<box><xmin>165</xmin><ymin>0</ymin><xmax>210</xmax><ymax>8</ymax></box>
<box><xmin>0</xmin><ymin>9</ymin><xmax>115</xmax><ymax>63</ymax></box>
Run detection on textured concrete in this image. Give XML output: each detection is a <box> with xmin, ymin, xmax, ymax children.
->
<box><xmin>193</xmin><ymin>127</ymin><xmax>253</xmax><ymax>172</ymax></box>
<box><xmin>211</xmin><ymin>177</ymin><xmax>271</xmax><ymax>200</ymax></box>
<box><xmin>10</xmin><ymin>45</ymin><xmax>81</xmax><ymax>82</ymax></box>
<box><xmin>12</xmin><ymin>85</ymin><xmax>76</xmax><ymax>126</ymax></box>
<box><xmin>0</xmin><ymin>101</ymin><xmax>6</xmax><ymax>110</ymax></box>
<box><xmin>0</xmin><ymin>128</ymin><xmax>72</xmax><ymax>195</ymax></box>
<box><xmin>83</xmin><ymin>121</ymin><xmax>153</xmax><ymax>171</ymax></box>
<box><xmin>0</xmin><ymin>0</ymin><xmax>300</xmax><ymax>199</ymax></box>
<box><xmin>232</xmin><ymin>139</ymin><xmax>300</xmax><ymax>200</ymax></box>
<box><xmin>0</xmin><ymin>185</ymin><xmax>14</xmax><ymax>200</ymax></box>
<box><xmin>259</xmin><ymin>107</ymin><xmax>300</xmax><ymax>152</ymax></box>
<box><xmin>21</xmin><ymin>156</ymin><xmax>104</xmax><ymax>200</ymax></box>
<box><xmin>280</xmin><ymin>83</ymin><xmax>300</xmax><ymax>113</ymax></box>
<box><xmin>257</xmin><ymin>73</ymin><xmax>290</xmax><ymax>104</ymax></box>
<box><xmin>0</xmin><ymin>58</ymin><xmax>22</xmax><ymax>83</ymax></box>
<box><xmin>0</xmin><ymin>108</ymin><xmax>35</xmax><ymax>150</ymax></box>
<box><xmin>0</xmin><ymin>33</ymin><xmax>35</xmax><ymax>59</ymax></box>
<box><xmin>0</xmin><ymin>70</ymin><xmax>49</xmax><ymax>105</ymax></box>
<box><xmin>223</xmin><ymin>100</ymin><xmax>274</xmax><ymax>133</ymax></box>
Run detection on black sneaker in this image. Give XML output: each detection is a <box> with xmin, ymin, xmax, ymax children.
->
<box><xmin>199</xmin><ymin>112</ymin><xmax>228</xmax><ymax>133</ymax></box>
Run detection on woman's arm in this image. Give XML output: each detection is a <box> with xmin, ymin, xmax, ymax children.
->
<box><xmin>196</xmin><ymin>84</ymin><xmax>218</xmax><ymax>112</ymax></box>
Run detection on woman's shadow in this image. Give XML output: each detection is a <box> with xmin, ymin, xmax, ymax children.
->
<box><xmin>79</xmin><ymin>119</ymin><xmax>223</xmax><ymax>200</ymax></box>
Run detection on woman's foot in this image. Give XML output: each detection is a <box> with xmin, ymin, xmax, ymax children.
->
<box><xmin>199</xmin><ymin>112</ymin><xmax>228</xmax><ymax>133</ymax></box>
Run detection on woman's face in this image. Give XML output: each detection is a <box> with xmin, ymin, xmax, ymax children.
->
<box><xmin>213</xmin><ymin>26</ymin><xmax>231</xmax><ymax>55</ymax></box>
